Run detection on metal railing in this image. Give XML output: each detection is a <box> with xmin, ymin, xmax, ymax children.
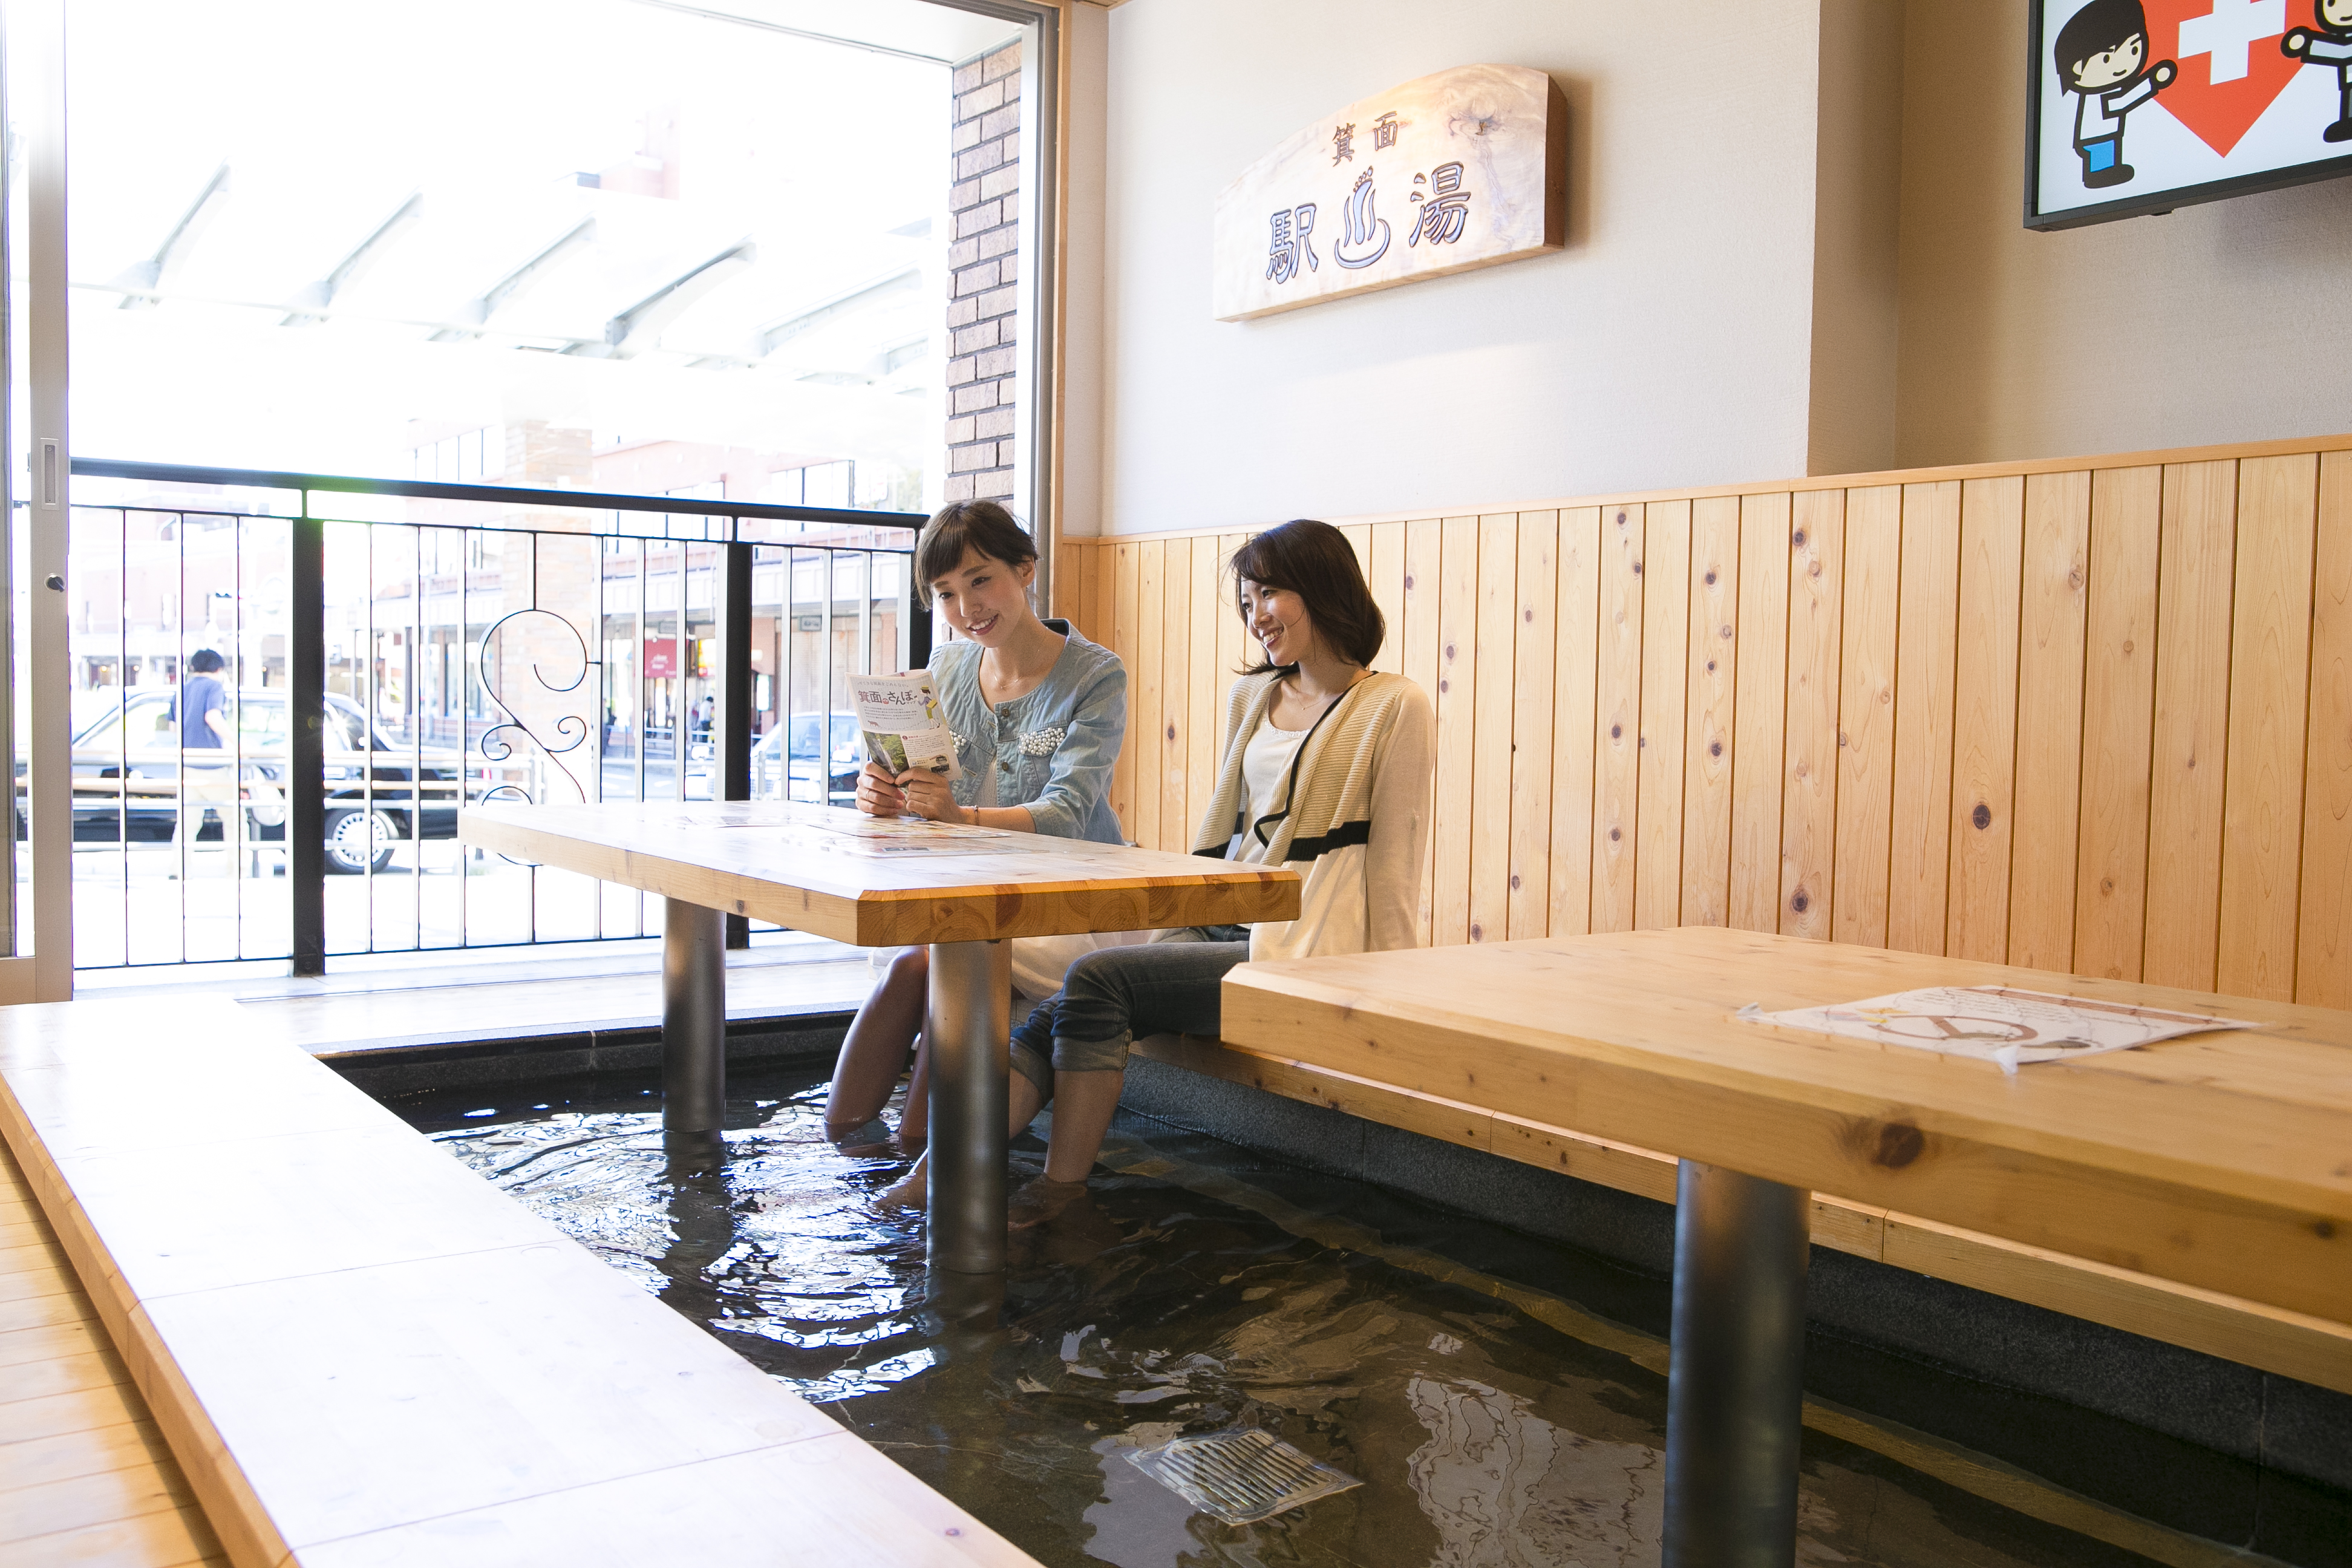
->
<box><xmin>58</xmin><ymin>459</ymin><xmax>929</xmax><ymax>974</ymax></box>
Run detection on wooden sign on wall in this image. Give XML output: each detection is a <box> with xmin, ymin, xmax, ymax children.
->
<box><xmin>1213</xmin><ymin>64</ymin><xmax>1567</xmax><ymax>322</ymax></box>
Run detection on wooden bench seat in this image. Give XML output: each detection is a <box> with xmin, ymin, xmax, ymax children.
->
<box><xmin>1132</xmin><ymin>1028</ymin><xmax>2352</xmax><ymax>1397</ymax></box>
<box><xmin>0</xmin><ymin>996</ymin><xmax>1038</xmax><ymax>1568</ymax></box>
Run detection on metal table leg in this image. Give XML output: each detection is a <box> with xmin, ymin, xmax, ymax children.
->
<box><xmin>925</xmin><ymin>938</ymin><xmax>1011</xmax><ymax>1275</ymax></box>
<box><xmin>1663</xmin><ymin>1158</ymin><xmax>1812</xmax><ymax>1568</ymax></box>
<box><xmin>661</xmin><ymin>898</ymin><xmax>727</xmax><ymax>1134</ymax></box>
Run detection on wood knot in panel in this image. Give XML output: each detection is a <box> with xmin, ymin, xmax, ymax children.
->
<box><xmin>1873</xmin><ymin>1122</ymin><xmax>1926</xmax><ymax>1169</ymax></box>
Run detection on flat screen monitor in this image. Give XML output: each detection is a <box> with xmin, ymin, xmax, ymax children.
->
<box><xmin>2028</xmin><ymin>0</ymin><xmax>2352</xmax><ymax>229</ymax></box>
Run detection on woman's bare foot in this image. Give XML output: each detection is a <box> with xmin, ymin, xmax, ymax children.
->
<box><xmin>876</xmin><ymin>1152</ymin><xmax>928</xmax><ymax>1211</ymax></box>
<box><xmin>825</xmin><ymin>1117</ymin><xmax>895</xmax><ymax>1157</ymax></box>
<box><xmin>1007</xmin><ymin>1175</ymin><xmax>1088</xmax><ymax>1230</ymax></box>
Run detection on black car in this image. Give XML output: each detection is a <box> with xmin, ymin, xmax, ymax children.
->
<box><xmin>60</xmin><ymin>688</ymin><xmax>476</xmax><ymax>874</ymax></box>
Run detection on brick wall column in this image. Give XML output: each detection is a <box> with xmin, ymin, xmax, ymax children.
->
<box><xmin>944</xmin><ymin>41</ymin><xmax>1022</xmax><ymax>505</ymax></box>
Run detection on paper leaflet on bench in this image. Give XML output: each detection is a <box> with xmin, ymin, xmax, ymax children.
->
<box><xmin>851</xmin><ymin>671</ymin><xmax>960</xmax><ymax>781</ymax></box>
<box><xmin>1738</xmin><ymin>986</ymin><xmax>2258</xmax><ymax>1071</ymax></box>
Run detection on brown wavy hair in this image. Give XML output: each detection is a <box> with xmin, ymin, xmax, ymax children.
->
<box><xmin>913</xmin><ymin>500</ymin><xmax>1039</xmax><ymax>606</ymax></box>
<box><xmin>1230</xmin><ymin>519</ymin><xmax>1386</xmax><ymax>674</ymax></box>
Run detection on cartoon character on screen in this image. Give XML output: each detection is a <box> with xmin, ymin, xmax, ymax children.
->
<box><xmin>2054</xmin><ymin>0</ymin><xmax>2177</xmax><ymax>189</ymax></box>
<box><xmin>2283</xmin><ymin>0</ymin><xmax>2352</xmax><ymax>144</ymax></box>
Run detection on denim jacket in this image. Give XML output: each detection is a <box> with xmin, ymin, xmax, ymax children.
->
<box><xmin>930</xmin><ymin>619</ymin><xmax>1126</xmax><ymax>844</ymax></box>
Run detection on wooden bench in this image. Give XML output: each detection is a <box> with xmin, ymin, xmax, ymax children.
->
<box><xmin>1133</xmin><ymin>944</ymin><xmax>2352</xmax><ymax>1399</ymax></box>
<box><xmin>0</xmin><ymin>995</ymin><xmax>1040</xmax><ymax>1568</ymax></box>
<box><xmin>1212</xmin><ymin>926</ymin><xmax>2352</xmax><ymax>1555</ymax></box>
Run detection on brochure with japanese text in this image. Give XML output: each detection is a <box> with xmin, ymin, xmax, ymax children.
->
<box><xmin>850</xmin><ymin>672</ymin><xmax>961</xmax><ymax>782</ymax></box>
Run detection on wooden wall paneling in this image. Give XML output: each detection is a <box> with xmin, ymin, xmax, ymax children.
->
<box><xmin>2145</xmin><ymin>460</ymin><xmax>2239</xmax><ymax>991</ymax></box>
<box><xmin>1089</xmin><ymin>543</ymin><xmax>1109</xmax><ymax>646</ymax></box>
<box><xmin>1887</xmin><ymin>482</ymin><xmax>1962</xmax><ymax>954</ymax></box>
<box><xmin>1682</xmin><ymin>496</ymin><xmax>1742</xmax><ymax>927</ymax></box>
<box><xmin>1591</xmin><ymin>505</ymin><xmax>1646</xmax><ymax>934</ymax></box>
<box><xmin>1730</xmin><ymin>493</ymin><xmax>1792</xmax><ymax>932</ymax></box>
<box><xmin>1403</xmin><ymin>520</ymin><xmax>1445</xmax><ymax>944</ymax></box>
<box><xmin>1549</xmin><ymin>508</ymin><xmax>1603</xmax><ymax>936</ymax></box>
<box><xmin>1470</xmin><ymin>514</ymin><xmax>1520</xmax><ymax>943</ymax></box>
<box><xmin>1058</xmin><ymin>544</ymin><xmax>1086</xmax><ymax>642</ymax></box>
<box><xmin>1187</xmin><ymin>537</ymin><xmax>1221</xmax><ymax>848</ymax></box>
<box><xmin>1211</xmin><ymin>534</ymin><xmax>1248</xmax><ymax>823</ymax></box>
<box><xmin>1636</xmin><ymin>501</ymin><xmax>1691</xmax><ymax>930</ymax></box>
<box><xmin>2216</xmin><ymin>454</ymin><xmax>2320</xmax><ymax>1001</ymax></box>
<box><xmin>1945</xmin><ymin>476</ymin><xmax>2025</xmax><ymax>962</ymax></box>
<box><xmin>1082</xmin><ymin>543</ymin><xmax>1102</xmax><ymax>642</ymax></box>
<box><xmin>2073</xmin><ymin>466</ymin><xmax>2163</xmax><ymax>981</ymax></box>
<box><xmin>1088</xmin><ymin>539</ymin><xmax>1109</xmax><ymax>651</ymax></box>
<box><xmin>2299</xmin><ymin>451</ymin><xmax>2352</xmax><ymax>1008</ymax></box>
<box><xmin>1431</xmin><ymin>517</ymin><xmax>1481</xmax><ymax>945</ymax></box>
<box><xmin>1780</xmin><ymin>489</ymin><xmax>1846</xmax><ymax>941</ymax></box>
<box><xmin>1508</xmin><ymin>512</ymin><xmax>1559</xmax><ymax>939</ymax></box>
<box><xmin>1111</xmin><ymin>542</ymin><xmax>1138</xmax><ymax>838</ymax></box>
<box><xmin>1343</xmin><ymin>524</ymin><xmax>1373</xmax><ymax>583</ymax></box>
<box><xmin>1160</xmin><ymin>539</ymin><xmax>1192</xmax><ymax>852</ymax></box>
<box><xmin>1133</xmin><ymin>540</ymin><xmax>1165</xmax><ymax>851</ymax></box>
<box><xmin>1370</xmin><ymin>521</ymin><xmax>1407</xmax><ymax>674</ymax></box>
<box><xmin>2007</xmin><ymin>470</ymin><xmax>2092</xmax><ymax>972</ymax></box>
<box><xmin>1833</xmin><ymin>486</ymin><xmax>1902</xmax><ymax>949</ymax></box>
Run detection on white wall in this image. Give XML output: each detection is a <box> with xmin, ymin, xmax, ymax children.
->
<box><xmin>1808</xmin><ymin>0</ymin><xmax>1906</xmax><ymax>477</ymax></box>
<box><xmin>1094</xmin><ymin>0</ymin><xmax>1828</xmax><ymax>536</ymax></box>
<box><xmin>1894</xmin><ymin>0</ymin><xmax>2352</xmax><ymax>468</ymax></box>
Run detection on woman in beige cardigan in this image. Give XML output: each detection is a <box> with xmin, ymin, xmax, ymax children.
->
<box><xmin>1002</xmin><ymin>518</ymin><xmax>1434</xmax><ymax>1225</ymax></box>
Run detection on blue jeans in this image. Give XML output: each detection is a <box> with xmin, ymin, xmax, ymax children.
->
<box><xmin>1009</xmin><ymin>928</ymin><xmax>1249</xmax><ymax>1095</ymax></box>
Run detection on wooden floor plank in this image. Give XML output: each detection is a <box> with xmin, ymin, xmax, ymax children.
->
<box><xmin>0</xmin><ymin>1463</ymin><xmax>201</xmax><ymax>1547</ymax></box>
<box><xmin>0</xmin><ymin>1142</ymin><xmax>220</xmax><ymax>1568</ymax></box>
<box><xmin>7</xmin><ymin>1506</ymin><xmax>223</xmax><ymax>1568</ymax></box>
<box><xmin>0</xmin><ymin>1315</ymin><xmax>115</xmax><ymax>1371</ymax></box>
<box><xmin>0</xmin><ymin>1421</ymin><xmax>181</xmax><ymax>1497</ymax></box>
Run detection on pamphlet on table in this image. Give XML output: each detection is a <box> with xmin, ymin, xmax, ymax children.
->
<box><xmin>1738</xmin><ymin>986</ymin><xmax>2258</xmax><ymax>1073</ymax></box>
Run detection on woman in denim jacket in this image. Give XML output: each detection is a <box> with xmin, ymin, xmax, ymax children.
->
<box><xmin>822</xmin><ymin>500</ymin><xmax>1130</xmax><ymax>1168</ymax></box>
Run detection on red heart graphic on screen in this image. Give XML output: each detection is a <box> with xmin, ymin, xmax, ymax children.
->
<box><xmin>2140</xmin><ymin>0</ymin><xmax>2314</xmax><ymax>155</ymax></box>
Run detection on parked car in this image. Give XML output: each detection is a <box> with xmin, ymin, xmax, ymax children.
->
<box><xmin>56</xmin><ymin>688</ymin><xmax>482</xmax><ymax>874</ymax></box>
<box><xmin>751</xmin><ymin>712</ymin><xmax>863</xmax><ymax>806</ymax></box>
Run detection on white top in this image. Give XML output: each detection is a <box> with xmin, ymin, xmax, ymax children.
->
<box><xmin>1227</xmin><ymin>712</ymin><xmax>1369</xmax><ymax>962</ymax></box>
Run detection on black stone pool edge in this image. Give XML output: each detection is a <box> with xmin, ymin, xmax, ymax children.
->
<box><xmin>330</xmin><ymin>1021</ymin><xmax>2352</xmax><ymax>1566</ymax></box>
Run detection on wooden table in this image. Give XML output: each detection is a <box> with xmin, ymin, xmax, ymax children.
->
<box><xmin>460</xmin><ymin>800</ymin><xmax>1297</xmax><ymax>1275</ymax></box>
<box><xmin>1221</xmin><ymin>926</ymin><xmax>2352</xmax><ymax>1568</ymax></box>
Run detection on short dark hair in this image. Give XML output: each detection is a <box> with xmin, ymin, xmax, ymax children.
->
<box><xmin>188</xmin><ymin>648</ymin><xmax>225</xmax><ymax>674</ymax></box>
<box><xmin>2054</xmin><ymin>0</ymin><xmax>2146</xmax><ymax>85</ymax></box>
<box><xmin>913</xmin><ymin>500</ymin><xmax>1038</xmax><ymax>605</ymax></box>
<box><xmin>1230</xmin><ymin>519</ymin><xmax>1386</xmax><ymax>673</ymax></box>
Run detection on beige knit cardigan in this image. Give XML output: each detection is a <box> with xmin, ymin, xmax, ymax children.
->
<box><xmin>1188</xmin><ymin>669</ymin><xmax>1434</xmax><ymax>956</ymax></box>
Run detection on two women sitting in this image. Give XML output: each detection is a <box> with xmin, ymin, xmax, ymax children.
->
<box><xmin>827</xmin><ymin>503</ymin><xmax>1434</xmax><ymax>1227</ymax></box>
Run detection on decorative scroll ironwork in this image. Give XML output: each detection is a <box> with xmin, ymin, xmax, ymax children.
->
<box><xmin>478</xmin><ymin>606</ymin><xmax>595</xmax><ymax>806</ymax></box>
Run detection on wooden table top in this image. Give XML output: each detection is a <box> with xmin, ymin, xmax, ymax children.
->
<box><xmin>1221</xmin><ymin>927</ymin><xmax>2352</xmax><ymax>1324</ymax></box>
<box><xmin>459</xmin><ymin>800</ymin><xmax>1300</xmax><ymax>947</ymax></box>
